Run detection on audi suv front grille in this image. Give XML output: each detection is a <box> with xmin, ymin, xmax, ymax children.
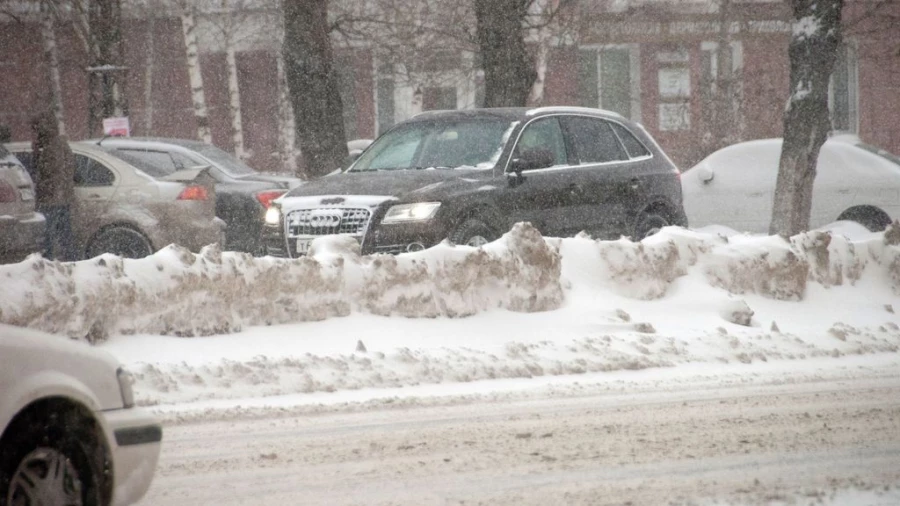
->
<box><xmin>285</xmin><ymin>208</ymin><xmax>371</xmax><ymax>238</ymax></box>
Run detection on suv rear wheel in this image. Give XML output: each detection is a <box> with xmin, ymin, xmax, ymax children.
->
<box><xmin>450</xmin><ymin>219</ymin><xmax>497</xmax><ymax>247</ymax></box>
<box><xmin>634</xmin><ymin>213</ymin><xmax>668</xmax><ymax>240</ymax></box>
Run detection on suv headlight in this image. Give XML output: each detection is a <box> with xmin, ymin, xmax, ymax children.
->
<box><xmin>382</xmin><ymin>202</ymin><xmax>441</xmax><ymax>224</ymax></box>
<box><xmin>264</xmin><ymin>205</ymin><xmax>282</xmax><ymax>225</ymax></box>
<box><xmin>117</xmin><ymin>367</ymin><xmax>135</xmax><ymax>408</ymax></box>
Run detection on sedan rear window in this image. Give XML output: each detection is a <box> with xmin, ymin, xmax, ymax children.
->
<box><xmin>107</xmin><ymin>149</ymin><xmax>175</xmax><ymax>178</ymax></box>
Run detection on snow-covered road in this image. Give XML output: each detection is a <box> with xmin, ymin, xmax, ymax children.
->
<box><xmin>138</xmin><ymin>371</ymin><xmax>900</xmax><ymax>506</ymax></box>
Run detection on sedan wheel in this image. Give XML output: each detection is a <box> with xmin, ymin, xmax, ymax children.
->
<box><xmin>7</xmin><ymin>448</ymin><xmax>83</xmax><ymax>506</ymax></box>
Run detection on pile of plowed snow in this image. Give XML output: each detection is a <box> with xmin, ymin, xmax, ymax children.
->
<box><xmin>0</xmin><ymin>223</ymin><xmax>562</xmax><ymax>340</ymax></box>
<box><xmin>2</xmin><ymin>222</ymin><xmax>899</xmax><ymax>408</ymax></box>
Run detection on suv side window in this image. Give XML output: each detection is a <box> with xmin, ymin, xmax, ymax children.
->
<box><xmin>74</xmin><ymin>154</ymin><xmax>114</xmax><ymax>186</ymax></box>
<box><xmin>565</xmin><ymin>116</ymin><xmax>628</xmax><ymax>164</ymax></box>
<box><xmin>512</xmin><ymin>117</ymin><xmax>567</xmax><ymax>170</ymax></box>
<box><xmin>610</xmin><ymin>122</ymin><xmax>651</xmax><ymax>158</ymax></box>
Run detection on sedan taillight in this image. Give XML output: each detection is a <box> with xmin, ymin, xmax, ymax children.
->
<box><xmin>177</xmin><ymin>185</ymin><xmax>209</xmax><ymax>201</ymax></box>
<box><xmin>255</xmin><ymin>190</ymin><xmax>286</xmax><ymax>208</ymax></box>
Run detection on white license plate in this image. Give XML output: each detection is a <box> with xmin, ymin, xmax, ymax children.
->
<box><xmin>19</xmin><ymin>188</ymin><xmax>34</xmax><ymax>201</ymax></box>
<box><xmin>296</xmin><ymin>238</ymin><xmax>312</xmax><ymax>255</ymax></box>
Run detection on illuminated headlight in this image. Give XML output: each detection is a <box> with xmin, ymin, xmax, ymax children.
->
<box><xmin>264</xmin><ymin>205</ymin><xmax>282</xmax><ymax>225</ymax></box>
<box><xmin>117</xmin><ymin>367</ymin><xmax>135</xmax><ymax>408</ymax></box>
<box><xmin>382</xmin><ymin>202</ymin><xmax>441</xmax><ymax>224</ymax></box>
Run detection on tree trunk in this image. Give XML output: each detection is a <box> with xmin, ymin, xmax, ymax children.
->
<box><xmin>225</xmin><ymin>45</ymin><xmax>246</xmax><ymax>160</ymax></box>
<box><xmin>142</xmin><ymin>11</ymin><xmax>155</xmax><ymax>134</ymax></box>
<box><xmin>40</xmin><ymin>0</ymin><xmax>66</xmax><ymax>136</ymax></box>
<box><xmin>769</xmin><ymin>0</ymin><xmax>843</xmax><ymax>237</ymax></box>
<box><xmin>180</xmin><ymin>5</ymin><xmax>212</xmax><ymax>143</ymax></box>
<box><xmin>527</xmin><ymin>0</ymin><xmax>552</xmax><ymax>107</ymax></box>
<box><xmin>87</xmin><ymin>0</ymin><xmax>128</xmax><ymax>137</ymax></box>
<box><xmin>282</xmin><ymin>0</ymin><xmax>347</xmax><ymax>178</ymax></box>
<box><xmin>276</xmin><ymin>50</ymin><xmax>299</xmax><ymax>174</ymax></box>
<box><xmin>474</xmin><ymin>0</ymin><xmax>536</xmax><ymax>108</ymax></box>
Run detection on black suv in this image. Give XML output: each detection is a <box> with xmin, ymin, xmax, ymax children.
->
<box><xmin>263</xmin><ymin>107</ymin><xmax>687</xmax><ymax>257</ymax></box>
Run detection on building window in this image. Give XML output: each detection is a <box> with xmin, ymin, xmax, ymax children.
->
<box><xmin>423</xmin><ymin>87</ymin><xmax>457</xmax><ymax>111</ymax></box>
<box><xmin>376</xmin><ymin>61</ymin><xmax>395</xmax><ymax>136</ymax></box>
<box><xmin>830</xmin><ymin>41</ymin><xmax>858</xmax><ymax>133</ymax></box>
<box><xmin>656</xmin><ymin>47</ymin><xmax>691</xmax><ymax>131</ymax></box>
<box><xmin>700</xmin><ymin>41</ymin><xmax>744</xmax><ymax>140</ymax></box>
<box><xmin>578</xmin><ymin>45</ymin><xmax>641</xmax><ymax>121</ymax></box>
<box><xmin>336</xmin><ymin>53</ymin><xmax>358</xmax><ymax>140</ymax></box>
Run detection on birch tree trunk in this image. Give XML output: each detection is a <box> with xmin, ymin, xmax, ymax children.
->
<box><xmin>282</xmin><ymin>0</ymin><xmax>348</xmax><ymax>178</ymax></box>
<box><xmin>40</xmin><ymin>0</ymin><xmax>66</xmax><ymax>136</ymax></box>
<box><xmin>180</xmin><ymin>5</ymin><xmax>212</xmax><ymax>143</ymax></box>
<box><xmin>142</xmin><ymin>12</ymin><xmax>155</xmax><ymax>134</ymax></box>
<box><xmin>225</xmin><ymin>44</ymin><xmax>246</xmax><ymax>160</ymax></box>
<box><xmin>769</xmin><ymin>0</ymin><xmax>843</xmax><ymax>237</ymax></box>
<box><xmin>275</xmin><ymin>51</ymin><xmax>299</xmax><ymax>174</ymax></box>
<box><xmin>527</xmin><ymin>0</ymin><xmax>552</xmax><ymax>107</ymax></box>
<box><xmin>222</xmin><ymin>3</ymin><xmax>246</xmax><ymax>160</ymax></box>
<box><xmin>474</xmin><ymin>0</ymin><xmax>536</xmax><ymax>107</ymax></box>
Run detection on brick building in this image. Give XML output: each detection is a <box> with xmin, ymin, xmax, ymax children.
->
<box><xmin>1</xmin><ymin>0</ymin><xmax>898</xmax><ymax>172</ymax></box>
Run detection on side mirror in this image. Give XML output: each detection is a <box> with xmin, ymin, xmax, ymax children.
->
<box><xmin>509</xmin><ymin>148</ymin><xmax>554</xmax><ymax>174</ymax></box>
<box><xmin>698</xmin><ymin>165</ymin><xmax>714</xmax><ymax>184</ymax></box>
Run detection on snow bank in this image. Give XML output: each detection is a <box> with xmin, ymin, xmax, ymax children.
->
<box><xmin>0</xmin><ymin>222</ymin><xmax>562</xmax><ymax>340</ymax></box>
<box><xmin>2</xmin><ymin>222</ymin><xmax>900</xmax><ymax>342</ymax></box>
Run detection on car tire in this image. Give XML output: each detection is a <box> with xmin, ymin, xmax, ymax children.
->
<box><xmin>87</xmin><ymin>226</ymin><xmax>154</xmax><ymax>259</ymax></box>
<box><xmin>634</xmin><ymin>213</ymin><xmax>668</xmax><ymax>240</ymax></box>
<box><xmin>450</xmin><ymin>219</ymin><xmax>497</xmax><ymax>247</ymax></box>
<box><xmin>837</xmin><ymin>206</ymin><xmax>892</xmax><ymax>232</ymax></box>
<box><xmin>0</xmin><ymin>411</ymin><xmax>105</xmax><ymax>506</ymax></box>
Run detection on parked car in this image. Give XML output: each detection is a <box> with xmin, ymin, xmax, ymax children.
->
<box><xmin>93</xmin><ymin>137</ymin><xmax>301</xmax><ymax>254</ymax></box>
<box><xmin>681</xmin><ymin>135</ymin><xmax>900</xmax><ymax>233</ymax></box>
<box><xmin>6</xmin><ymin>141</ymin><xmax>224</xmax><ymax>259</ymax></box>
<box><xmin>0</xmin><ymin>145</ymin><xmax>45</xmax><ymax>263</ymax></box>
<box><xmin>262</xmin><ymin>107</ymin><xmax>687</xmax><ymax>257</ymax></box>
<box><xmin>0</xmin><ymin>323</ymin><xmax>161</xmax><ymax>505</ymax></box>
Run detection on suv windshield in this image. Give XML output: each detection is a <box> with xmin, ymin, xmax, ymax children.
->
<box><xmin>350</xmin><ymin>118</ymin><xmax>517</xmax><ymax>172</ymax></box>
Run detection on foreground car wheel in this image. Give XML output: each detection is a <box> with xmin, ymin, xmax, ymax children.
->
<box><xmin>86</xmin><ymin>227</ymin><xmax>154</xmax><ymax>259</ymax></box>
<box><xmin>634</xmin><ymin>213</ymin><xmax>668</xmax><ymax>240</ymax></box>
<box><xmin>450</xmin><ymin>219</ymin><xmax>497</xmax><ymax>247</ymax></box>
<box><xmin>0</xmin><ymin>413</ymin><xmax>104</xmax><ymax>506</ymax></box>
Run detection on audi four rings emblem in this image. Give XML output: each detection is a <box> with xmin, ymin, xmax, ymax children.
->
<box><xmin>305</xmin><ymin>211</ymin><xmax>342</xmax><ymax>227</ymax></box>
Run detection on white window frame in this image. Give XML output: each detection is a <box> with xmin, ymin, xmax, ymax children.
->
<box><xmin>580</xmin><ymin>43</ymin><xmax>642</xmax><ymax>122</ymax></box>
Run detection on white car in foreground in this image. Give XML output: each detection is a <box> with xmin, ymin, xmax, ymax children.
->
<box><xmin>0</xmin><ymin>324</ymin><xmax>161</xmax><ymax>505</ymax></box>
<box><xmin>681</xmin><ymin>135</ymin><xmax>900</xmax><ymax>233</ymax></box>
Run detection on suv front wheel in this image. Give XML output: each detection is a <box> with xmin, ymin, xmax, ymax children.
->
<box><xmin>450</xmin><ymin>219</ymin><xmax>497</xmax><ymax>247</ymax></box>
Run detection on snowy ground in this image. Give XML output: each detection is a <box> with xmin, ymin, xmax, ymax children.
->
<box><xmin>3</xmin><ymin>221</ymin><xmax>900</xmax><ymax>504</ymax></box>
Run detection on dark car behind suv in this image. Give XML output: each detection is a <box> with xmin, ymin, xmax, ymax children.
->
<box><xmin>263</xmin><ymin>107</ymin><xmax>687</xmax><ymax>257</ymax></box>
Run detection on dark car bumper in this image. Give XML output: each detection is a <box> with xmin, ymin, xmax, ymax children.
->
<box><xmin>0</xmin><ymin>211</ymin><xmax>46</xmax><ymax>262</ymax></box>
<box><xmin>262</xmin><ymin>219</ymin><xmax>452</xmax><ymax>258</ymax></box>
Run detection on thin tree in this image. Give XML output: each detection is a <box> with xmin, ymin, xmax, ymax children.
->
<box><xmin>83</xmin><ymin>0</ymin><xmax>128</xmax><ymax>136</ymax></box>
<box><xmin>769</xmin><ymin>0</ymin><xmax>844</xmax><ymax>237</ymax></box>
<box><xmin>282</xmin><ymin>0</ymin><xmax>348</xmax><ymax>178</ymax></box>
<box><xmin>473</xmin><ymin>0</ymin><xmax>536</xmax><ymax>107</ymax></box>
<box><xmin>180</xmin><ymin>1</ymin><xmax>212</xmax><ymax>143</ymax></box>
<box><xmin>40</xmin><ymin>0</ymin><xmax>66</xmax><ymax>136</ymax></box>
